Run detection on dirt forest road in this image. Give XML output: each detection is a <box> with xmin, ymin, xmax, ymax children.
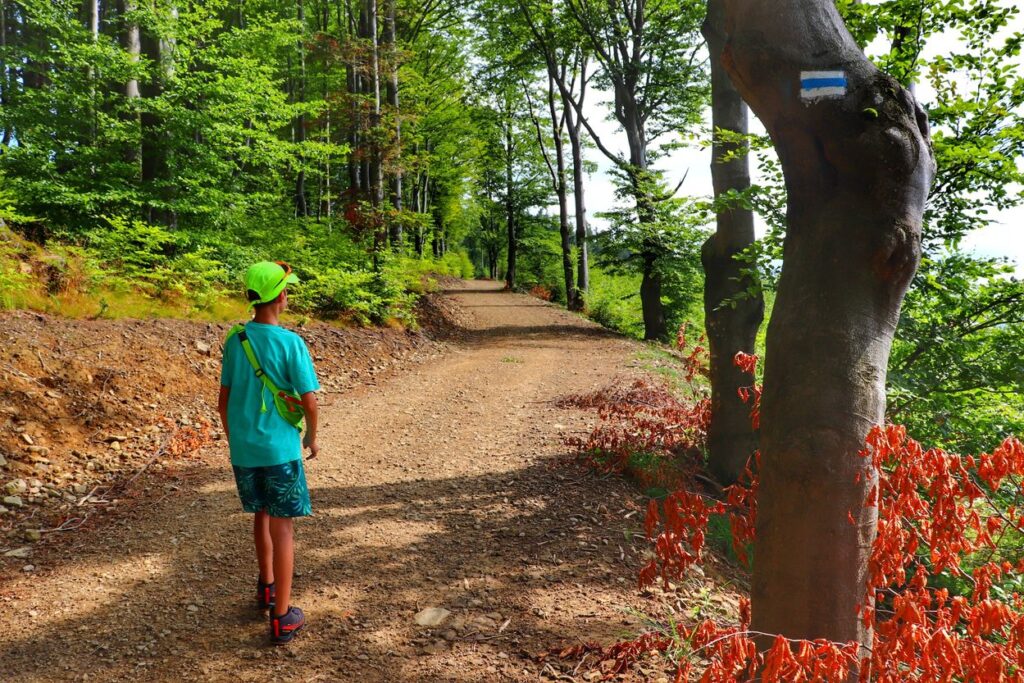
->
<box><xmin>2</xmin><ymin>281</ymin><xmax>671</xmax><ymax>682</ymax></box>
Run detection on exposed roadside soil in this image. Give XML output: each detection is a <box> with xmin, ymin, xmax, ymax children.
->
<box><xmin>1</xmin><ymin>280</ymin><xmax>743</xmax><ymax>682</ymax></box>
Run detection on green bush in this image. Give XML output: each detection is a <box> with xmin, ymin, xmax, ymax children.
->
<box><xmin>0</xmin><ymin>230</ymin><xmax>32</xmax><ymax>309</ymax></box>
<box><xmin>440</xmin><ymin>250</ymin><xmax>475</xmax><ymax>279</ymax></box>
<box><xmin>585</xmin><ymin>267</ymin><xmax>645</xmax><ymax>338</ymax></box>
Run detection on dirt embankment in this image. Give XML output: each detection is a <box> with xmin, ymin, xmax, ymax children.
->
<box><xmin>0</xmin><ymin>297</ymin><xmax>461</xmax><ymax>549</ymax></box>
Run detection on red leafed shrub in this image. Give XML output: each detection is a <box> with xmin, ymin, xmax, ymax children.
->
<box><xmin>572</xmin><ymin>349</ymin><xmax>1024</xmax><ymax>681</ymax></box>
<box><xmin>560</xmin><ymin>324</ymin><xmax>712</xmax><ymax>487</ymax></box>
<box><xmin>860</xmin><ymin>424</ymin><xmax>1024</xmax><ymax>681</ymax></box>
<box><xmin>528</xmin><ymin>284</ymin><xmax>554</xmax><ymax>301</ymax></box>
<box><xmin>560</xmin><ymin>378</ymin><xmax>710</xmax><ymax>487</ymax></box>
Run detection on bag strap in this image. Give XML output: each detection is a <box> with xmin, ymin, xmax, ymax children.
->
<box><xmin>230</xmin><ymin>324</ymin><xmax>282</xmax><ymax>415</ymax></box>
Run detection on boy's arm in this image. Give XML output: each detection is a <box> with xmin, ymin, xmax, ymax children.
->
<box><xmin>218</xmin><ymin>386</ymin><xmax>230</xmax><ymax>441</ymax></box>
<box><xmin>301</xmin><ymin>391</ymin><xmax>319</xmax><ymax>459</ymax></box>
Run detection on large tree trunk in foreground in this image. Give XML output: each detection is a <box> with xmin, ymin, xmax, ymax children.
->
<box><xmin>701</xmin><ymin>0</ymin><xmax>764</xmax><ymax>485</ymax></box>
<box><xmin>719</xmin><ymin>0</ymin><xmax>934</xmax><ymax>660</ymax></box>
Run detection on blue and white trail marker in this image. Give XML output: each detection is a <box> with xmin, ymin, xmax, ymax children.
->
<box><xmin>800</xmin><ymin>71</ymin><xmax>847</xmax><ymax>101</ymax></box>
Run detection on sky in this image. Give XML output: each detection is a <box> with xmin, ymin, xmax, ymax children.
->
<box><xmin>575</xmin><ymin>4</ymin><xmax>1024</xmax><ymax>277</ymax></box>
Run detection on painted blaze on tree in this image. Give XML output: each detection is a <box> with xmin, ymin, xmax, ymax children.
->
<box><xmin>715</xmin><ymin>0</ymin><xmax>936</xmax><ymax>662</ymax></box>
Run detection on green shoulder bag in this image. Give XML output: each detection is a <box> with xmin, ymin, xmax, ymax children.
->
<box><xmin>225</xmin><ymin>324</ymin><xmax>305</xmax><ymax>431</ymax></box>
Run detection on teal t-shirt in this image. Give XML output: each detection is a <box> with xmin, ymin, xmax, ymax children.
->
<box><xmin>220</xmin><ymin>323</ymin><xmax>320</xmax><ymax>468</ymax></box>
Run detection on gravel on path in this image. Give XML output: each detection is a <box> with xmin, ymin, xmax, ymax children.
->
<box><xmin>1</xmin><ymin>281</ymin><xmax>668</xmax><ymax>683</ymax></box>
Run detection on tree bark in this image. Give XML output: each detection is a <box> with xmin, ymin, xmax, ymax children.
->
<box><xmin>718</xmin><ymin>0</ymin><xmax>934</xmax><ymax>660</ymax></box>
<box><xmin>368</xmin><ymin>0</ymin><xmax>382</xmax><ymax>207</ymax></box>
<box><xmin>546</xmin><ymin>74</ymin><xmax>575</xmax><ymax>309</ymax></box>
<box><xmin>514</xmin><ymin>2</ymin><xmax>590</xmax><ymax>309</ymax></box>
<box><xmin>525</xmin><ymin>72</ymin><xmax>575</xmax><ymax>308</ymax></box>
<box><xmin>701</xmin><ymin>0</ymin><xmax>765</xmax><ymax>485</ymax></box>
<box><xmin>120</xmin><ymin>0</ymin><xmax>140</xmax><ymax>100</ymax></box>
<box><xmin>639</xmin><ymin>252</ymin><xmax>665</xmax><ymax>341</ymax></box>
<box><xmin>565</xmin><ymin>58</ymin><xmax>588</xmax><ymax>310</ymax></box>
<box><xmin>295</xmin><ymin>0</ymin><xmax>308</xmax><ymax>218</ymax></box>
<box><xmin>119</xmin><ymin>0</ymin><xmax>141</xmax><ymax>171</ymax></box>
<box><xmin>0</xmin><ymin>0</ymin><xmax>10</xmax><ymax>147</ymax></box>
<box><xmin>385</xmin><ymin>0</ymin><xmax>402</xmax><ymax>248</ymax></box>
<box><xmin>504</xmin><ymin>119</ymin><xmax>517</xmax><ymax>290</ymax></box>
<box><xmin>140</xmin><ymin>3</ymin><xmax>177</xmax><ymax>225</ymax></box>
<box><xmin>366</xmin><ymin>0</ymin><xmax>385</xmax><ymax>265</ymax></box>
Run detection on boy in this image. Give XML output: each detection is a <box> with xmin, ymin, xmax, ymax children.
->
<box><xmin>218</xmin><ymin>261</ymin><xmax>320</xmax><ymax>644</ymax></box>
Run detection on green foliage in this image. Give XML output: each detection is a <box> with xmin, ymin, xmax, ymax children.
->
<box><xmin>889</xmin><ymin>253</ymin><xmax>1024</xmax><ymax>453</ymax></box>
<box><xmin>585</xmin><ymin>267</ymin><xmax>645</xmax><ymax>338</ymax></box>
<box><xmin>516</xmin><ymin>217</ymin><xmax>568</xmax><ymax>301</ymax></box>
<box><xmin>0</xmin><ymin>232</ymin><xmax>32</xmax><ymax>310</ymax></box>
<box><xmin>593</xmin><ymin>172</ymin><xmax>710</xmax><ymax>336</ymax></box>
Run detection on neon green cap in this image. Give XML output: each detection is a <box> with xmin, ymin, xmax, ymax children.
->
<box><xmin>243</xmin><ymin>261</ymin><xmax>299</xmax><ymax>308</ymax></box>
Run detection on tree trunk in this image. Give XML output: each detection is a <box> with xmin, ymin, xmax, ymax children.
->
<box><xmin>701</xmin><ymin>0</ymin><xmax>765</xmax><ymax>485</ymax></box>
<box><xmin>358</xmin><ymin>1</ymin><xmax>370</xmax><ymax>195</ymax></box>
<box><xmin>86</xmin><ymin>0</ymin><xmax>99</xmax><ymax>144</ymax></box>
<box><xmin>140</xmin><ymin>3</ymin><xmax>176</xmax><ymax>225</ymax></box>
<box><xmin>295</xmin><ymin>0</ymin><xmax>308</xmax><ymax>218</ymax></box>
<box><xmin>119</xmin><ymin>0</ymin><xmax>141</xmax><ymax>171</ymax></box>
<box><xmin>623</xmin><ymin>105</ymin><xmax>666</xmax><ymax>341</ymax></box>
<box><xmin>504</xmin><ymin>122</ymin><xmax>516</xmax><ymax>290</ymax></box>
<box><xmin>564</xmin><ymin>60</ymin><xmax>588</xmax><ymax>310</ymax></box>
<box><xmin>345</xmin><ymin>0</ymin><xmax>360</xmax><ymax>193</ymax></box>
<box><xmin>639</xmin><ymin>252</ymin><xmax>665</xmax><ymax>341</ymax></box>
<box><xmin>368</xmin><ymin>0</ymin><xmax>382</xmax><ymax>207</ymax></box>
<box><xmin>120</xmin><ymin>0</ymin><xmax>140</xmax><ymax>100</ymax></box>
<box><xmin>0</xmin><ymin>0</ymin><xmax>10</xmax><ymax>147</ymax></box>
<box><xmin>546</xmin><ymin>75</ymin><xmax>575</xmax><ymax>309</ymax></box>
<box><xmin>719</xmin><ymin>0</ymin><xmax>934</xmax><ymax>660</ymax></box>
<box><xmin>385</xmin><ymin>0</ymin><xmax>402</xmax><ymax>248</ymax></box>
<box><xmin>366</xmin><ymin>0</ymin><xmax>385</xmax><ymax>263</ymax></box>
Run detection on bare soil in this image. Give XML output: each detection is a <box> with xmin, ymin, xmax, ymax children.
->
<box><xmin>0</xmin><ymin>280</ymin><xmax>742</xmax><ymax>682</ymax></box>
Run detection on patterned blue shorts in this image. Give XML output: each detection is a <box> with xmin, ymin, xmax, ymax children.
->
<box><xmin>232</xmin><ymin>459</ymin><xmax>312</xmax><ymax>518</ymax></box>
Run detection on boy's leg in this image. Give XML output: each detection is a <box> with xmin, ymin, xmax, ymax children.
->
<box><xmin>269</xmin><ymin>516</ymin><xmax>294</xmax><ymax>618</ymax></box>
<box><xmin>254</xmin><ymin>510</ymin><xmax>273</xmax><ymax>584</ymax></box>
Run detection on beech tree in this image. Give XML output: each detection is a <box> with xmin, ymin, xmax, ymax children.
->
<box><xmin>715</xmin><ymin>0</ymin><xmax>935</xmax><ymax>658</ymax></box>
<box><xmin>564</xmin><ymin>0</ymin><xmax>708</xmax><ymax>340</ymax></box>
<box><xmin>701</xmin><ymin>0</ymin><xmax>763</xmax><ymax>485</ymax></box>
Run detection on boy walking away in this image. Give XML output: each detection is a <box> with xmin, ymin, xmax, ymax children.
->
<box><xmin>218</xmin><ymin>261</ymin><xmax>321</xmax><ymax>645</ymax></box>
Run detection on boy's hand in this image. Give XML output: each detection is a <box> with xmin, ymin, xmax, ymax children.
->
<box><xmin>303</xmin><ymin>432</ymin><xmax>320</xmax><ymax>460</ymax></box>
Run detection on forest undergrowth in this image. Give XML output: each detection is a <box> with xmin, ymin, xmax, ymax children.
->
<box><xmin>561</xmin><ymin>329</ymin><xmax>1024</xmax><ymax>682</ymax></box>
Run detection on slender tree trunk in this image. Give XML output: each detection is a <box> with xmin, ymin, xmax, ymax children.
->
<box><xmin>86</xmin><ymin>0</ymin><xmax>99</xmax><ymax>144</ymax></box>
<box><xmin>385</xmin><ymin>0</ymin><xmax>402</xmax><ymax>248</ymax></box>
<box><xmin>546</xmin><ymin>75</ymin><xmax>575</xmax><ymax>309</ymax></box>
<box><xmin>368</xmin><ymin>0</ymin><xmax>382</xmax><ymax>208</ymax></box>
<box><xmin>366</xmin><ymin>0</ymin><xmax>386</xmax><ymax>267</ymax></box>
<box><xmin>719</xmin><ymin>0</ymin><xmax>934</xmax><ymax>661</ymax></box>
<box><xmin>701</xmin><ymin>0</ymin><xmax>765</xmax><ymax>485</ymax></box>
<box><xmin>140</xmin><ymin>3</ymin><xmax>176</xmax><ymax>225</ymax></box>
<box><xmin>623</xmin><ymin>99</ymin><xmax>666</xmax><ymax>340</ymax></box>
<box><xmin>0</xmin><ymin>0</ymin><xmax>10</xmax><ymax>148</ymax></box>
<box><xmin>564</xmin><ymin>59</ymin><xmax>588</xmax><ymax>310</ymax></box>
<box><xmin>119</xmin><ymin>0</ymin><xmax>141</xmax><ymax>171</ymax></box>
<box><xmin>295</xmin><ymin>0</ymin><xmax>308</xmax><ymax>217</ymax></box>
<box><xmin>504</xmin><ymin>121</ymin><xmax>516</xmax><ymax>290</ymax></box>
<box><xmin>358</xmin><ymin>1</ymin><xmax>370</xmax><ymax>194</ymax></box>
<box><xmin>121</xmin><ymin>0</ymin><xmax>140</xmax><ymax>100</ymax></box>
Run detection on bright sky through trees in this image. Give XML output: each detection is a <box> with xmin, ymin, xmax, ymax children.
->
<box><xmin>578</xmin><ymin>3</ymin><xmax>1024</xmax><ymax>275</ymax></box>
